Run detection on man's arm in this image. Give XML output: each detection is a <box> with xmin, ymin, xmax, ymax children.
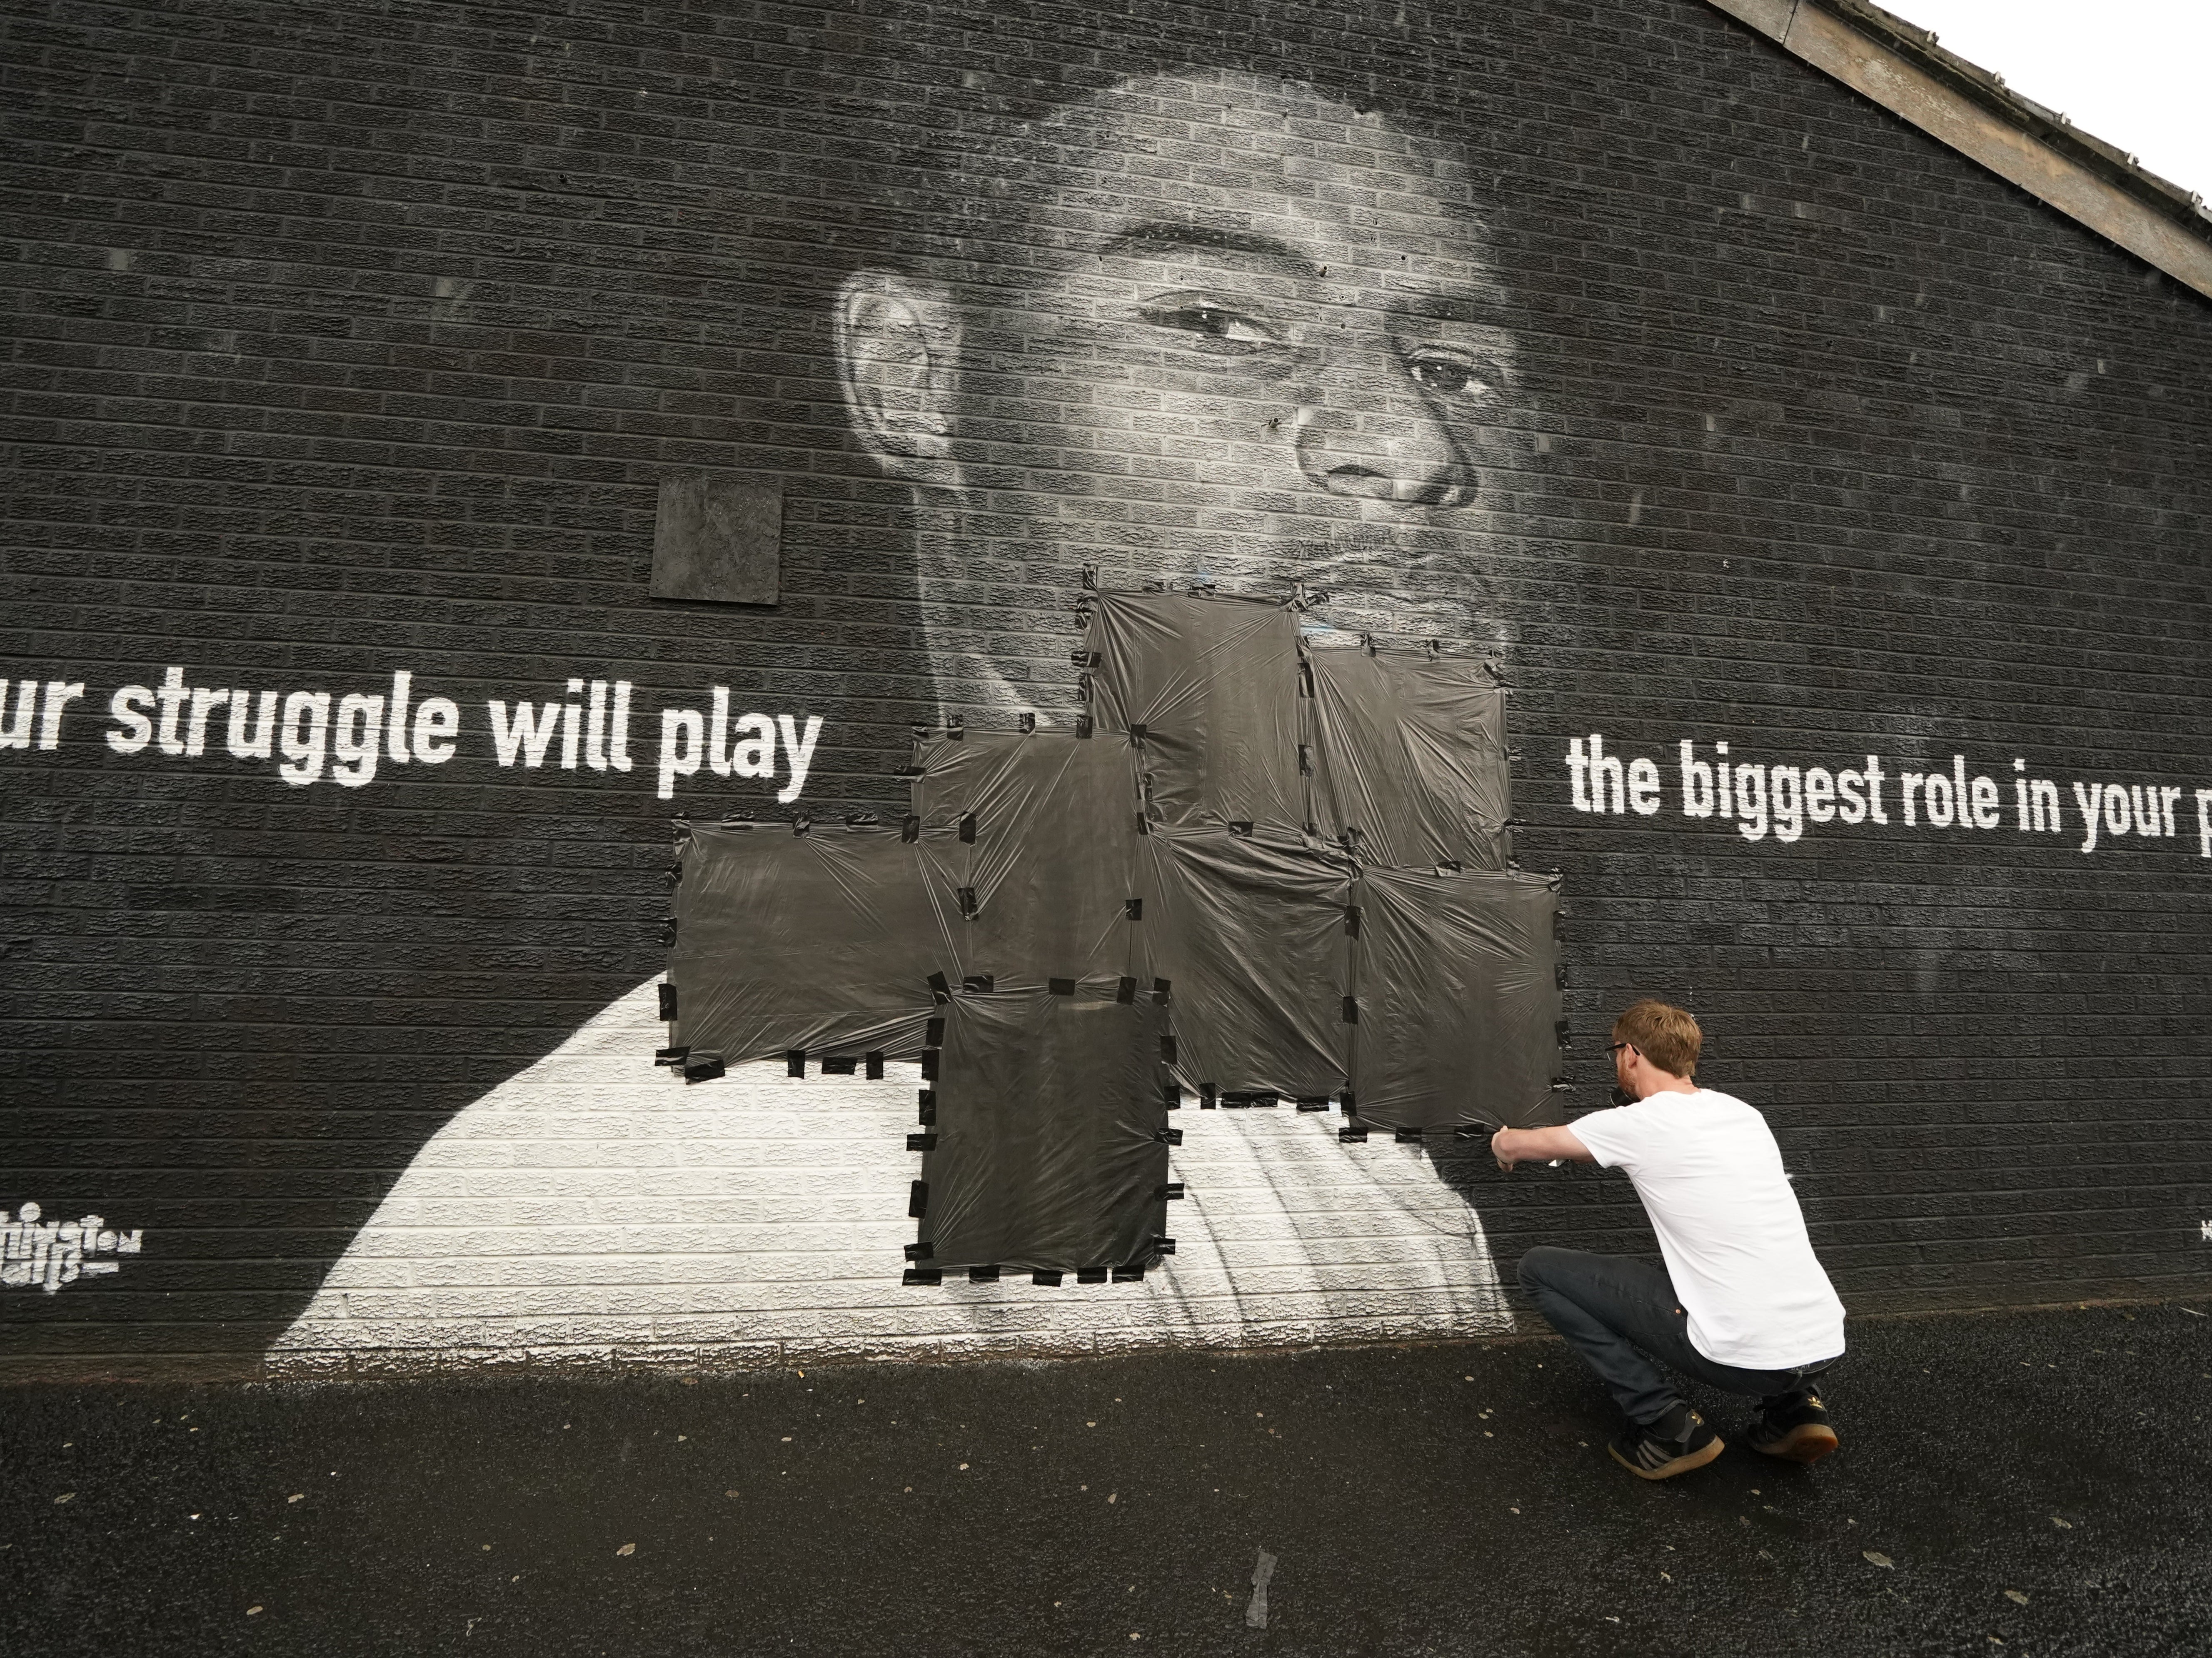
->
<box><xmin>1490</xmin><ymin>1124</ymin><xmax>1595</xmax><ymax>1170</ymax></box>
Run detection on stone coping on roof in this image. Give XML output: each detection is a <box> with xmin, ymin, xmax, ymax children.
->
<box><xmin>1706</xmin><ymin>0</ymin><xmax>2212</xmax><ymax>300</ymax></box>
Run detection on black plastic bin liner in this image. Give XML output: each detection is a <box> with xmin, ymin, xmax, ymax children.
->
<box><xmin>914</xmin><ymin>986</ymin><xmax>1171</xmax><ymax>1273</ymax></box>
<box><xmin>910</xmin><ymin>729</ymin><xmax>1142</xmax><ymax>989</ymax></box>
<box><xmin>1141</xmin><ymin>824</ymin><xmax>1352</xmax><ymax>1099</ymax></box>
<box><xmin>669</xmin><ymin>821</ymin><xmax>956</xmax><ymax>1065</ymax></box>
<box><xmin>1086</xmin><ymin>590</ymin><xmax>1303</xmax><ymax>833</ymax></box>
<box><xmin>1350</xmin><ymin>865</ymin><xmax>1563</xmax><ymax>1133</ymax></box>
<box><xmin>1306</xmin><ymin>644</ymin><xmax>1510</xmax><ymax>869</ymax></box>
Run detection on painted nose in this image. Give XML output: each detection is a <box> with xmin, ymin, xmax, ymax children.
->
<box><xmin>1293</xmin><ymin>345</ymin><xmax>1473</xmax><ymax>507</ymax></box>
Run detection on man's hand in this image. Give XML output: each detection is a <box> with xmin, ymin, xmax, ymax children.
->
<box><xmin>1490</xmin><ymin>1124</ymin><xmax>1597</xmax><ymax>1171</ymax></box>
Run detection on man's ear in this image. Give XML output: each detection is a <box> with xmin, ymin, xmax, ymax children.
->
<box><xmin>834</xmin><ymin>271</ymin><xmax>960</xmax><ymax>483</ymax></box>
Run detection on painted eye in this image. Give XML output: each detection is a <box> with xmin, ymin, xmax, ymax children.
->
<box><xmin>1140</xmin><ymin>301</ymin><xmax>1283</xmax><ymax>352</ymax></box>
<box><xmin>1406</xmin><ymin>351</ymin><xmax>1490</xmax><ymax>396</ymax></box>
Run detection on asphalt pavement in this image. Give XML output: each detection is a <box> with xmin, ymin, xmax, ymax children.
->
<box><xmin>6</xmin><ymin>1301</ymin><xmax>2210</xmax><ymax>1656</ymax></box>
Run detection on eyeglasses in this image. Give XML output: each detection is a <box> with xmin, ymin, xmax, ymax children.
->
<box><xmin>1605</xmin><ymin>1041</ymin><xmax>1634</xmax><ymax>1056</ymax></box>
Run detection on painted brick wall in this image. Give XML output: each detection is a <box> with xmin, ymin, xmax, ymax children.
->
<box><xmin>3</xmin><ymin>0</ymin><xmax>2208</xmax><ymax>1374</ymax></box>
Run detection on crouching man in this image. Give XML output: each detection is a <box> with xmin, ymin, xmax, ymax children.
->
<box><xmin>1492</xmin><ymin>999</ymin><xmax>1846</xmax><ymax>1480</ymax></box>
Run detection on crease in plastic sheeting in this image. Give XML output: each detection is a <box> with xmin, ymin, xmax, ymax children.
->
<box><xmin>668</xmin><ymin>822</ymin><xmax>959</xmax><ymax>1066</ymax></box>
<box><xmin>1141</xmin><ymin>824</ymin><xmax>1353</xmax><ymax>1099</ymax></box>
<box><xmin>1086</xmin><ymin>590</ymin><xmax>1303</xmax><ymax>833</ymax></box>
<box><xmin>914</xmin><ymin>986</ymin><xmax>1171</xmax><ymax>1273</ymax></box>
<box><xmin>909</xmin><ymin>729</ymin><xmax>1144</xmax><ymax>990</ymax></box>
<box><xmin>1305</xmin><ymin>644</ymin><xmax>1511</xmax><ymax>869</ymax></box>
<box><xmin>907</xmin><ymin>727</ymin><xmax>1055</xmax><ymax>829</ymax></box>
<box><xmin>1349</xmin><ymin>865</ymin><xmax>1564</xmax><ymax>1134</ymax></box>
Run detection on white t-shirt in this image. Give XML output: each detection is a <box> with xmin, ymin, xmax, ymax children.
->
<box><xmin>1569</xmin><ymin>1088</ymin><xmax>1845</xmax><ymax>1370</ymax></box>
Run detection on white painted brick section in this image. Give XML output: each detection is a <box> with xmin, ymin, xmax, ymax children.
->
<box><xmin>270</xmin><ymin>978</ymin><xmax>1512</xmax><ymax>1373</ymax></box>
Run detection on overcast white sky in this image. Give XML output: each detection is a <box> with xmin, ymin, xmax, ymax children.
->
<box><xmin>1878</xmin><ymin>2</ymin><xmax>2210</xmax><ymax>200</ymax></box>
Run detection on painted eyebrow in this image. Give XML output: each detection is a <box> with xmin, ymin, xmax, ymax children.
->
<box><xmin>1097</xmin><ymin>221</ymin><xmax>1318</xmax><ymax>277</ymax></box>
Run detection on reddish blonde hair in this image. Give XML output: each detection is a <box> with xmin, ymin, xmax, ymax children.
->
<box><xmin>1613</xmin><ymin>999</ymin><xmax>1702</xmax><ymax>1079</ymax></box>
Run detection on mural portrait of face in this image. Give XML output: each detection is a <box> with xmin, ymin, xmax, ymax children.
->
<box><xmin>833</xmin><ymin>71</ymin><xmax>1522</xmax><ymax>716</ymax></box>
<box><xmin>261</xmin><ymin>72</ymin><xmax>1536</xmax><ymax>1372</ymax></box>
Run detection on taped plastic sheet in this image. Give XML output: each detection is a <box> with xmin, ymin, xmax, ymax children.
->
<box><xmin>1142</xmin><ymin>825</ymin><xmax>1352</xmax><ymax>1099</ymax></box>
<box><xmin>1306</xmin><ymin>644</ymin><xmax>1510</xmax><ymax>869</ymax></box>
<box><xmin>1349</xmin><ymin>866</ymin><xmax>1564</xmax><ymax>1133</ymax></box>
<box><xmin>914</xmin><ymin>986</ymin><xmax>1171</xmax><ymax>1273</ymax></box>
<box><xmin>668</xmin><ymin>822</ymin><xmax>956</xmax><ymax>1065</ymax></box>
<box><xmin>1086</xmin><ymin>591</ymin><xmax>1303</xmax><ymax>832</ymax></box>
<box><xmin>910</xmin><ymin>729</ymin><xmax>1142</xmax><ymax>989</ymax></box>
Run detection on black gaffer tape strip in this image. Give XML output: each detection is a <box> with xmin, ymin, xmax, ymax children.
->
<box><xmin>1125</xmin><ymin>897</ymin><xmax>1143</xmax><ymax>919</ymax></box>
<box><xmin>917</xmin><ymin>1089</ymin><xmax>936</xmax><ymax>1124</ymax></box>
<box><xmin>1340</xmin><ymin>1126</ymin><xmax>1369</xmax><ymax>1142</ymax></box>
<box><xmin>1049</xmin><ymin>977</ymin><xmax>1077</xmax><ymax>996</ymax></box>
<box><xmin>901</xmin><ymin>813</ymin><xmax>921</xmax><ymax>843</ymax></box>
<box><xmin>1112</xmin><ymin>1265</ymin><xmax>1146</xmax><ymax>1282</ymax></box>
<box><xmin>1555</xmin><ymin>1018</ymin><xmax>1571</xmax><ymax>1046</ymax></box>
<box><xmin>957</xmin><ymin>886</ymin><xmax>979</xmax><ymax>917</ymax></box>
<box><xmin>1394</xmin><ymin>1127</ymin><xmax>1424</xmax><ymax>1143</ymax></box>
<box><xmin>866</xmin><ymin>1051</ymin><xmax>886</xmax><ymax>1079</ymax></box>
<box><xmin>1200</xmin><ymin>1084</ymin><xmax>1218</xmax><ymax>1109</ymax></box>
<box><xmin>1153</xmin><ymin>977</ymin><xmax>1171</xmax><ymax>1004</ymax></box>
<box><xmin>1155</xmin><ymin>1126</ymin><xmax>1183</xmax><ymax>1145</ymax></box>
<box><xmin>1251</xmin><ymin>1092</ymin><xmax>1280</xmax><ymax>1108</ymax></box>
<box><xmin>1076</xmin><ymin>1268</ymin><xmax>1109</xmax><ymax>1283</ymax></box>
<box><xmin>682</xmin><ymin>1054</ymin><xmax>726</xmax><ymax>1084</ymax></box>
<box><xmin>908</xmin><ymin>1179</ymin><xmax>929</xmax><ymax>1218</ymax></box>
<box><xmin>903</xmin><ymin>1268</ymin><xmax>943</xmax><ymax>1286</ymax></box>
<box><xmin>658</xmin><ymin>919</ymin><xmax>677</xmax><ymax>945</ymax></box>
<box><xmin>1020</xmin><ymin>711</ymin><xmax>1037</xmax><ymax>732</ymax></box>
<box><xmin>969</xmin><ymin>1265</ymin><xmax>1000</xmax><ymax>1283</ymax></box>
<box><xmin>904</xmin><ymin>1241</ymin><xmax>934</xmax><ymax>1261</ymax></box>
<box><xmin>959</xmin><ymin>812</ymin><xmax>978</xmax><ymax>844</ymax></box>
<box><xmin>1340</xmin><ymin>1089</ymin><xmax>1357</xmax><ymax>1110</ymax></box>
<box><xmin>1076</xmin><ymin>714</ymin><xmax>1094</xmax><ymax>738</ymax></box>
<box><xmin>1298</xmin><ymin>743</ymin><xmax>1312</xmax><ymax>775</ymax></box>
<box><xmin>907</xmin><ymin>1133</ymin><xmax>937</xmax><ymax>1151</ymax></box>
<box><xmin>1228</xmin><ymin>819</ymin><xmax>1253</xmax><ymax>836</ymax></box>
<box><xmin>1031</xmin><ymin>1269</ymin><xmax>1063</xmax><ymax>1286</ymax></box>
<box><xmin>1157</xmin><ymin>1182</ymin><xmax>1185</xmax><ymax>1200</ymax></box>
<box><xmin>1116</xmin><ymin>975</ymin><xmax>1137</xmax><ymax>1004</ymax></box>
<box><xmin>962</xmin><ymin>973</ymin><xmax>995</xmax><ymax>993</ymax></box>
<box><xmin>1296</xmin><ymin>1096</ymin><xmax>1329</xmax><ymax>1112</ymax></box>
<box><xmin>1160</xmin><ymin>1035</ymin><xmax>1177</xmax><ymax>1064</ymax></box>
<box><xmin>822</xmin><ymin>1055</ymin><xmax>857</xmax><ymax>1076</ymax></box>
<box><xmin>1128</xmin><ymin>722</ymin><xmax>1148</xmax><ymax>741</ymax></box>
<box><xmin>1344</xmin><ymin>905</ymin><xmax>1362</xmax><ymax>937</ymax></box>
<box><xmin>1222</xmin><ymin>1091</ymin><xmax>1249</xmax><ymax>1109</ymax></box>
<box><xmin>926</xmin><ymin>1017</ymin><xmax>945</xmax><ymax>1046</ymax></box>
<box><xmin>928</xmin><ymin>971</ymin><xmax>951</xmax><ymax>1001</ymax></box>
<box><xmin>1343</xmin><ymin>996</ymin><xmax>1360</xmax><ymax>1024</ymax></box>
<box><xmin>654</xmin><ymin>1046</ymin><xmax>689</xmax><ymax>1065</ymax></box>
<box><xmin>786</xmin><ymin>1050</ymin><xmax>807</xmax><ymax>1077</ymax></box>
<box><xmin>920</xmin><ymin>1049</ymin><xmax>940</xmax><ymax>1080</ymax></box>
<box><xmin>1153</xmin><ymin>1235</ymin><xmax>1178</xmax><ymax>1255</ymax></box>
<box><xmin>658</xmin><ymin>982</ymin><xmax>679</xmax><ymax>1019</ymax></box>
<box><xmin>1161</xmin><ymin>1082</ymin><xmax>1181</xmax><ymax>1109</ymax></box>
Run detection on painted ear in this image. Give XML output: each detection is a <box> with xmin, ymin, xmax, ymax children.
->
<box><xmin>834</xmin><ymin>272</ymin><xmax>960</xmax><ymax>482</ymax></box>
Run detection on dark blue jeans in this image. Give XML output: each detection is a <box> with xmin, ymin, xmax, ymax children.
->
<box><xmin>1517</xmin><ymin>1246</ymin><xmax>1839</xmax><ymax>1427</ymax></box>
